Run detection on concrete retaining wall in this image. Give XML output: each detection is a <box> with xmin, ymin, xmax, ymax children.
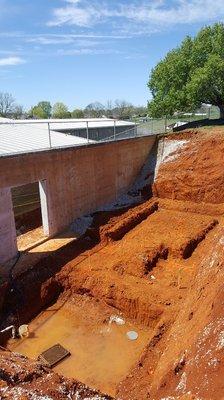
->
<box><xmin>0</xmin><ymin>136</ymin><xmax>156</xmax><ymax>264</ymax></box>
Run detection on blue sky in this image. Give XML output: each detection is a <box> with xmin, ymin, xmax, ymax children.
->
<box><xmin>0</xmin><ymin>0</ymin><xmax>224</xmax><ymax>110</ymax></box>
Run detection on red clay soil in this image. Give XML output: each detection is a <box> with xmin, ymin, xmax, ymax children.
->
<box><xmin>1</xmin><ymin>128</ymin><xmax>224</xmax><ymax>399</ymax></box>
<box><xmin>0</xmin><ymin>350</ymin><xmax>113</xmax><ymax>399</ymax></box>
<box><xmin>153</xmin><ymin>128</ymin><xmax>224</xmax><ymax>203</ymax></box>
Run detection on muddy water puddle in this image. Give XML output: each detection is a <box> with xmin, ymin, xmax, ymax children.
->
<box><xmin>9</xmin><ymin>298</ymin><xmax>151</xmax><ymax>396</ymax></box>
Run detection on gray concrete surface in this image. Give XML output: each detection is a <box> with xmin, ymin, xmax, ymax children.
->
<box><xmin>0</xmin><ymin>136</ymin><xmax>156</xmax><ymax>264</ymax></box>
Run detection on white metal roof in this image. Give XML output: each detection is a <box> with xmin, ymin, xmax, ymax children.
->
<box><xmin>0</xmin><ymin>117</ymin><xmax>12</xmax><ymax>122</ymax></box>
<box><xmin>0</xmin><ymin>117</ymin><xmax>135</xmax><ymax>156</ymax></box>
<box><xmin>1</xmin><ymin>118</ymin><xmax>134</xmax><ymax>131</ymax></box>
<box><xmin>0</xmin><ymin>123</ymin><xmax>94</xmax><ymax>156</ymax></box>
<box><xmin>52</xmin><ymin>119</ymin><xmax>134</xmax><ymax>131</ymax></box>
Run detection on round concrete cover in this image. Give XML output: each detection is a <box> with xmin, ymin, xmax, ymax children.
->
<box><xmin>127</xmin><ymin>331</ymin><xmax>138</xmax><ymax>340</ymax></box>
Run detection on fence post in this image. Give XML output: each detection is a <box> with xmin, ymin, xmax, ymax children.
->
<box><xmin>48</xmin><ymin>122</ymin><xmax>52</xmax><ymax>148</ymax></box>
<box><xmin>114</xmin><ymin>120</ymin><xmax>116</xmax><ymax>140</ymax></box>
<box><xmin>164</xmin><ymin>116</ymin><xmax>167</xmax><ymax>133</ymax></box>
<box><xmin>208</xmin><ymin>106</ymin><xmax>211</xmax><ymax>120</ymax></box>
<box><xmin>86</xmin><ymin>121</ymin><xmax>89</xmax><ymax>143</ymax></box>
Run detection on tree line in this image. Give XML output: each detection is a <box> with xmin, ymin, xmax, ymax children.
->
<box><xmin>0</xmin><ymin>95</ymin><xmax>147</xmax><ymax>120</ymax></box>
<box><xmin>2</xmin><ymin>22</ymin><xmax>223</xmax><ymax>123</ymax></box>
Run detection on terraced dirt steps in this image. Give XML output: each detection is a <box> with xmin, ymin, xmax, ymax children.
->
<box><xmin>2</xmin><ymin>128</ymin><xmax>224</xmax><ymax>399</ymax></box>
<box><xmin>1</xmin><ymin>199</ymin><xmax>222</xmax><ymax>398</ymax></box>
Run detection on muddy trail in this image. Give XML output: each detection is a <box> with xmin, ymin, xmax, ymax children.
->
<box><xmin>1</xmin><ymin>128</ymin><xmax>224</xmax><ymax>399</ymax></box>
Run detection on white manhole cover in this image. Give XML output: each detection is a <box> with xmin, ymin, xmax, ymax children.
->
<box><xmin>127</xmin><ymin>331</ymin><xmax>138</xmax><ymax>340</ymax></box>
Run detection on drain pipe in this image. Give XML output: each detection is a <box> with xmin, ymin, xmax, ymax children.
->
<box><xmin>0</xmin><ymin>325</ymin><xmax>16</xmax><ymax>339</ymax></box>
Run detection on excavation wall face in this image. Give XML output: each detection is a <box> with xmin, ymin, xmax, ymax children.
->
<box><xmin>0</xmin><ymin>136</ymin><xmax>156</xmax><ymax>263</ymax></box>
<box><xmin>153</xmin><ymin>130</ymin><xmax>224</xmax><ymax>203</ymax></box>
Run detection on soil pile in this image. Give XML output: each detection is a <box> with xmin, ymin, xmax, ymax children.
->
<box><xmin>154</xmin><ymin>128</ymin><xmax>224</xmax><ymax>203</ymax></box>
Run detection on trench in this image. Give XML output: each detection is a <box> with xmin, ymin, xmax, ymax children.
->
<box><xmin>181</xmin><ymin>220</ymin><xmax>218</xmax><ymax>259</ymax></box>
<box><xmin>0</xmin><ymin>194</ymin><xmax>221</xmax><ymax>398</ymax></box>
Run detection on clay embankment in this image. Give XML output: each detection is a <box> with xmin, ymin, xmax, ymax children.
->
<box><xmin>1</xmin><ymin>128</ymin><xmax>224</xmax><ymax>399</ymax></box>
<box><xmin>117</xmin><ymin>128</ymin><xmax>224</xmax><ymax>399</ymax></box>
<box><xmin>154</xmin><ymin>128</ymin><xmax>224</xmax><ymax>203</ymax></box>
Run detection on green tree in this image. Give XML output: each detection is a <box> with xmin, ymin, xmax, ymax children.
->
<box><xmin>148</xmin><ymin>23</ymin><xmax>224</xmax><ymax>118</ymax></box>
<box><xmin>38</xmin><ymin>101</ymin><xmax>52</xmax><ymax>118</ymax></box>
<box><xmin>29</xmin><ymin>101</ymin><xmax>52</xmax><ymax>119</ymax></box>
<box><xmin>29</xmin><ymin>105</ymin><xmax>48</xmax><ymax>119</ymax></box>
<box><xmin>52</xmin><ymin>102</ymin><xmax>71</xmax><ymax>119</ymax></box>
<box><xmin>71</xmin><ymin>109</ymin><xmax>85</xmax><ymax>118</ymax></box>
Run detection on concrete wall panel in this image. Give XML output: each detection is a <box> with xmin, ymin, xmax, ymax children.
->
<box><xmin>0</xmin><ymin>136</ymin><xmax>156</xmax><ymax>263</ymax></box>
<box><xmin>0</xmin><ymin>188</ymin><xmax>18</xmax><ymax>264</ymax></box>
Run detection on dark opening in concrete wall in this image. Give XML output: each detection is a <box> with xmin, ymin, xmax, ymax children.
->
<box><xmin>11</xmin><ymin>181</ymin><xmax>50</xmax><ymax>252</ymax></box>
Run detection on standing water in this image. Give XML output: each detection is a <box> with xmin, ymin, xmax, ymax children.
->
<box><xmin>8</xmin><ymin>297</ymin><xmax>151</xmax><ymax>396</ymax></box>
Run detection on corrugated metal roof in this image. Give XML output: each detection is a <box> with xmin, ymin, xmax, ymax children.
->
<box><xmin>52</xmin><ymin>119</ymin><xmax>134</xmax><ymax>131</ymax></box>
<box><xmin>0</xmin><ymin>117</ymin><xmax>11</xmax><ymax>122</ymax></box>
<box><xmin>0</xmin><ymin>123</ymin><xmax>94</xmax><ymax>156</ymax></box>
<box><xmin>1</xmin><ymin>118</ymin><xmax>134</xmax><ymax>131</ymax></box>
<box><xmin>0</xmin><ymin>118</ymin><xmax>135</xmax><ymax>156</ymax></box>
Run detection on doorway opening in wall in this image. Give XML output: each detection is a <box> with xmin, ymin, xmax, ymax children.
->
<box><xmin>11</xmin><ymin>181</ymin><xmax>48</xmax><ymax>252</ymax></box>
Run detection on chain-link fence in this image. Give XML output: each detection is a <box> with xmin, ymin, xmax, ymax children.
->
<box><xmin>0</xmin><ymin>113</ymin><xmax>215</xmax><ymax>156</ymax></box>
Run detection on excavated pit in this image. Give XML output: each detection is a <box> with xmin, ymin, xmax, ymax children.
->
<box><xmin>1</xmin><ymin>128</ymin><xmax>224</xmax><ymax>399</ymax></box>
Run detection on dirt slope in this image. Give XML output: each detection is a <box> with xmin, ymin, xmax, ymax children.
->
<box><xmin>149</xmin><ymin>225</ymin><xmax>224</xmax><ymax>399</ymax></box>
<box><xmin>154</xmin><ymin>128</ymin><xmax>224</xmax><ymax>203</ymax></box>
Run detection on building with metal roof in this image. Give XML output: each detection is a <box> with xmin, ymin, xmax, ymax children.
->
<box><xmin>5</xmin><ymin>117</ymin><xmax>134</xmax><ymax>130</ymax></box>
<box><xmin>0</xmin><ymin>118</ymin><xmax>136</xmax><ymax>156</ymax></box>
<box><xmin>46</xmin><ymin>118</ymin><xmax>136</xmax><ymax>141</ymax></box>
<box><xmin>0</xmin><ymin>122</ymin><xmax>95</xmax><ymax>156</ymax></box>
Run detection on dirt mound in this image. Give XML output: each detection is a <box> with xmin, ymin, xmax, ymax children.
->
<box><xmin>101</xmin><ymin>200</ymin><xmax>158</xmax><ymax>242</ymax></box>
<box><xmin>154</xmin><ymin>128</ymin><xmax>224</xmax><ymax>203</ymax></box>
<box><xmin>165</xmin><ymin>129</ymin><xmax>201</xmax><ymax>141</ymax></box>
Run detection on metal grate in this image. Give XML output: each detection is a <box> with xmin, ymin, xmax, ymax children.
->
<box><xmin>38</xmin><ymin>344</ymin><xmax>71</xmax><ymax>368</ymax></box>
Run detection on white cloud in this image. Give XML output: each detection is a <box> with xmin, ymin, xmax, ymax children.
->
<box><xmin>0</xmin><ymin>56</ymin><xmax>26</xmax><ymax>66</ymax></box>
<box><xmin>47</xmin><ymin>0</ymin><xmax>124</xmax><ymax>27</ymax></box>
<box><xmin>57</xmin><ymin>47</ymin><xmax>121</xmax><ymax>56</ymax></box>
<box><xmin>26</xmin><ymin>36</ymin><xmax>74</xmax><ymax>45</ymax></box>
<box><xmin>48</xmin><ymin>0</ymin><xmax>102</xmax><ymax>27</ymax></box>
<box><xmin>0</xmin><ymin>32</ymin><xmax>129</xmax><ymax>43</ymax></box>
<box><xmin>24</xmin><ymin>33</ymin><xmax>126</xmax><ymax>45</ymax></box>
<box><xmin>48</xmin><ymin>0</ymin><xmax>224</xmax><ymax>32</ymax></box>
<box><xmin>122</xmin><ymin>0</ymin><xmax>224</xmax><ymax>25</ymax></box>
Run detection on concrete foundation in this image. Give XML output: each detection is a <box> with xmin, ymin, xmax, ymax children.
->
<box><xmin>0</xmin><ymin>136</ymin><xmax>156</xmax><ymax>264</ymax></box>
